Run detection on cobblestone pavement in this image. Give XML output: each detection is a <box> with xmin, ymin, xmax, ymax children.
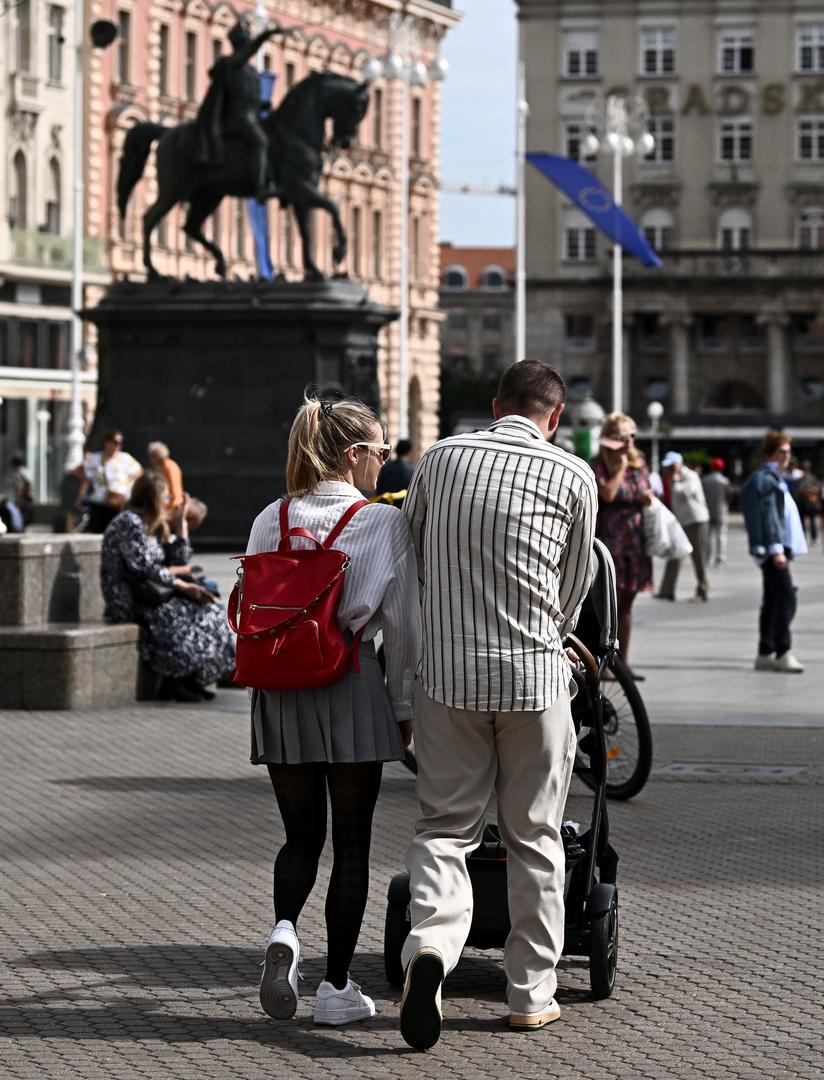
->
<box><xmin>2</xmin><ymin>521</ymin><xmax>822</xmax><ymax>1078</ymax></box>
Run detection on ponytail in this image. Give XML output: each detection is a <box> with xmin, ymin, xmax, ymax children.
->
<box><xmin>285</xmin><ymin>390</ymin><xmax>384</xmax><ymax>497</ymax></box>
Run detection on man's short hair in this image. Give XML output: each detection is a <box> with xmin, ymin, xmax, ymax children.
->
<box><xmin>147</xmin><ymin>441</ymin><xmax>170</xmax><ymax>460</ymax></box>
<box><xmin>395</xmin><ymin>439</ymin><xmax>412</xmax><ymax>457</ymax></box>
<box><xmin>496</xmin><ymin>360</ymin><xmax>566</xmax><ymax>417</ymax></box>
<box><xmin>763</xmin><ymin>429</ymin><xmax>790</xmax><ymax>457</ymax></box>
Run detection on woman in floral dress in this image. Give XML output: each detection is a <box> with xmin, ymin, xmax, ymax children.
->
<box><xmin>101</xmin><ymin>473</ymin><xmax>234</xmax><ymax>701</ymax></box>
<box><xmin>592</xmin><ymin>412</ymin><xmax>653</xmax><ymax>675</ymax></box>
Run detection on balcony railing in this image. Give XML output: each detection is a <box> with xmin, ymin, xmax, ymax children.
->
<box><xmin>619</xmin><ymin>248</ymin><xmax>824</xmax><ymax>279</ymax></box>
<box><xmin>8</xmin><ymin>229</ymin><xmax>106</xmax><ymax>273</ymax></box>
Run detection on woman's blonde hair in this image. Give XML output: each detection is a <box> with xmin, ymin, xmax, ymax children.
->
<box><xmin>128</xmin><ymin>472</ymin><xmax>170</xmax><ymax>540</ymax></box>
<box><xmin>286</xmin><ymin>391</ymin><xmax>385</xmax><ymax>497</ymax></box>
<box><xmin>600</xmin><ymin>411</ymin><xmax>644</xmax><ymax>468</ymax></box>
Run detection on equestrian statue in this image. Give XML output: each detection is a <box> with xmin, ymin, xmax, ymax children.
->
<box><xmin>117</xmin><ymin>19</ymin><xmax>370</xmax><ymax>282</ymax></box>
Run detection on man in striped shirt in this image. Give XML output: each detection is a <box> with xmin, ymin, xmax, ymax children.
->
<box><xmin>398</xmin><ymin>361</ymin><xmax>597</xmax><ymax>1049</ymax></box>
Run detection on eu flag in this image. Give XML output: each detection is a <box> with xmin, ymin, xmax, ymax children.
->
<box><xmin>247</xmin><ymin>73</ymin><xmax>278</xmax><ymax>281</ymax></box>
<box><xmin>526</xmin><ymin>152</ymin><xmax>662</xmax><ymax>269</ymax></box>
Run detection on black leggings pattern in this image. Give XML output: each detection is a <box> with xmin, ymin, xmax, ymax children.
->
<box><xmin>266</xmin><ymin>762</ymin><xmax>383</xmax><ymax>990</ymax></box>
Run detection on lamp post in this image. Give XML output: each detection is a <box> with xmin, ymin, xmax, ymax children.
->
<box><xmin>36</xmin><ymin>408</ymin><xmax>51</xmax><ymax>499</ymax></box>
<box><xmin>515</xmin><ymin>60</ymin><xmax>528</xmax><ymax>365</ymax></box>
<box><xmin>66</xmin><ymin>13</ymin><xmax>118</xmax><ymax>473</ymax></box>
<box><xmin>647</xmin><ymin>399</ymin><xmax>664</xmax><ymax>475</ymax></box>
<box><xmin>583</xmin><ymin>96</ymin><xmax>654</xmax><ymax>416</ymax></box>
<box><xmin>361</xmin><ymin>15</ymin><xmax>448</xmax><ymax>441</ymax></box>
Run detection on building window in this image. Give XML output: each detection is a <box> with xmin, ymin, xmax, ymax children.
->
<box><xmin>480</xmin><ymin>266</ymin><xmax>507</xmax><ymax>291</ymax></box>
<box><xmin>793</xmin><ymin>314</ymin><xmax>824</xmax><ymax>350</ymax></box>
<box><xmin>285</xmin><ymin>62</ymin><xmax>296</xmax><ymax>90</ymax></box>
<box><xmin>564</xmin><ymin>314</ymin><xmax>595</xmax><ymax>350</ymax></box>
<box><xmin>718</xmin><ymin>118</ymin><xmax>753</xmax><ymax>163</ymax></box>
<box><xmin>16</xmin><ymin>0</ymin><xmax>32</xmax><ymax>72</ymax></box>
<box><xmin>717</xmin><ymin>208</ymin><xmax>752</xmax><ymax>251</ymax></box>
<box><xmin>797</xmin><ymin>25</ymin><xmax>824</xmax><ymax>73</ymax></box>
<box><xmin>718</xmin><ymin>29</ymin><xmax>755</xmax><ymax>74</ymax></box>
<box><xmin>19</xmin><ymin>321</ymin><xmax>38</xmax><ymax>367</ymax></box>
<box><xmin>564</xmin><ymin>210</ymin><xmax>597</xmax><ymax>262</ymax></box>
<box><xmin>372</xmin><ymin>209</ymin><xmax>383</xmax><ymax>278</ymax></box>
<box><xmin>411</xmin><ymin>215</ymin><xmax>421</xmax><ymax>280</ymax></box>
<box><xmin>739</xmin><ymin>316</ymin><xmax>764</xmax><ymax>352</ymax></box>
<box><xmin>563</xmin><ymin>30</ymin><xmax>598</xmax><ymax>78</ymax></box>
<box><xmin>481</xmin><ymin>312</ymin><xmax>502</xmax><ymax>332</ymax></box>
<box><xmin>351</xmin><ymin>206</ymin><xmax>362</xmax><ymax>278</ymax></box>
<box><xmin>641</xmin><ymin>208</ymin><xmax>674</xmax><ymax>251</ymax></box>
<box><xmin>372</xmin><ymin>87</ymin><xmax>383</xmax><ymax>148</ymax></box>
<box><xmin>185</xmin><ymin>31</ymin><xmax>197</xmax><ymax>101</ymax></box>
<box><xmin>482</xmin><ymin>351</ymin><xmax>502</xmax><ymax>374</ymax></box>
<box><xmin>638</xmin><ymin>313</ymin><xmax>666</xmax><ymax>352</ymax></box>
<box><xmin>45</xmin><ymin>159</ymin><xmax>61</xmax><ymax>234</ymax></box>
<box><xmin>48</xmin><ymin>6</ymin><xmax>64</xmax><ymax>83</ymax></box>
<box><xmin>212</xmin><ymin>38</ymin><xmax>222</xmax><ymax>67</ymax></box>
<box><xmin>797</xmin><ymin>208</ymin><xmax>824</xmax><ymax>249</ymax></box>
<box><xmin>442</xmin><ymin>265</ymin><xmax>468</xmax><ymax>290</ymax></box>
<box><xmin>411</xmin><ymin>97</ymin><xmax>422</xmax><ymax>158</ymax></box>
<box><xmin>564</xmin><ymin>121</ymin><xmax>597</xmax><ymax>162</ymax></box>
<box><xmin>797</xmin><ymin>117</ymin><xmax>824</xmax><ymax>162</ymax></box>
<box><xmin>698</xmin><ymin>315</ymin><xmax>727</xmax><ymax>352</ymax></box>
<box><xmin>117</xmin><ymin>11</ymin><xmax>131</xmax><ymax>84</ymax></box>
<box><xmin>47</xmin><ymin>322</ymin><xmax>69</xmax><ymax>369</ymax></box>
<box><xmin>158</xmin><ymin>24</ymin><xmax>170</xmax><ymax>96</ymax></box>
<box><xmin>640</xmin><ymin>27</ymin><xmax>676</xmax><ymax>75</ymax></box>
<box><xmin>234</xmin><ymin>199</ymin><xmax>245</xmax><ymax>260</ymax></box>
<box><xmin>644</xmin><ymin>117</ymin><xmax>676</xmax><ymax>163</ymax></box>
<box><xmin>447</xmin><ymin>311</ymin><xmax>468</xmax><ymax>330</ymax></box>
<box><xmin>9</xmin><ymin>152</ymin><xmax>27</xmax><ymax>229</ymax></box>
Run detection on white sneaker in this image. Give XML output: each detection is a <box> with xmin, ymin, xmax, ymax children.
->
<box><xmin>754</xmin><ymin>654</ymin><xmax>776</xmax><ymax>671</ymax></box>
<box><xmin>313</xmin><ymin>978</ymin><xmax>376</xmax><ymax>1026</ymax></box>
<box><xmin>260</xmin><ymin>921</ymin><xmax>300</xmax><ymax>1020</ymax></box>
<box><xmin>773</xmin><ymin>652</ymin><xmax>804</xmax><ymax>674</ymax></box>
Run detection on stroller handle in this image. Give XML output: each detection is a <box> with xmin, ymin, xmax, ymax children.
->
<box><xmin>564</xmin><ymin>632</ymin><xmax>600</xmax><ymax>687</ymax></box>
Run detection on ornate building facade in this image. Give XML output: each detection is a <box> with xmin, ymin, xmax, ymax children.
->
<box><xmin>517</xmin><ymin>0</ymin><xmax>824</xmax><ymax>451</ymax></box>
<box><xmin>87</xmin><ymin>0</ymin><xmax>458</xmax><ymax>455</ymax></box>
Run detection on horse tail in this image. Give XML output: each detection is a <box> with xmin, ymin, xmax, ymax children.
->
<box><xmin>117</xmin><ymin>122</ymin><xmax>166</xmax><ymax>218</ymax></box>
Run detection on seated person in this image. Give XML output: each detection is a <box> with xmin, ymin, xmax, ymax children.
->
<box><xmin>100</xmin><ymin>473</ymin><xmax>235</xmax><ymax>703</ymax></box>
<box><xmin>163</xmin><ymin>496</ymin><xmax>220</xmax><ymax>596</ymax></box>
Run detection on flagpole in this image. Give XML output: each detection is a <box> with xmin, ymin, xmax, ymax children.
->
<box><xmin>612</xmin><ymin>147</ymin><xmax>623</xmax><ymax>415</ymax></box>
<box><xmin>515</xmin><ymin>60</ymin><xmax>527</xmax><ymax>364</ymax></box>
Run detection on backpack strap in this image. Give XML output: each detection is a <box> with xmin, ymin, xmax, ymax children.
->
<box><xmin>278</xmin><ymin>499</ymin><xmax>291</xmax><ymax>549</ymax></box>
<box><xmin>324</xmin><ymin>499</ymin><xmax>369</xmax><ymax>549</ymax></box>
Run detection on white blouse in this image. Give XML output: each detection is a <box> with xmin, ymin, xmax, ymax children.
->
<box><xmin>245</xmin><ymin>481</ymin><xmax>421</xmax><ymax>723</ymax></box>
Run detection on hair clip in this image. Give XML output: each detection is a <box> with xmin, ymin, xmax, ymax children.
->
<box><xmin>319</xmin><ymin>399</ymin><xmax>334</xmax><ymax>419</ymax></box>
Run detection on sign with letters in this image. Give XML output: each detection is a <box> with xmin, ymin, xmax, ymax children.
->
<box><xmin>604</xmin><ymin>80</ymin><xmax>824</xmax><ymax>117</ymax></box>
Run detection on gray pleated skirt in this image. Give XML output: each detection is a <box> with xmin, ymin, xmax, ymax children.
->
<box><xmin>250</xmin><ymin>639</ymin><xmax>406</xmax><ymax>765</ymax></box>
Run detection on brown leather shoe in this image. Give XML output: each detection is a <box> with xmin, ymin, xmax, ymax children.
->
<box><xmin>510</xmin><ymin>999</ymin><xmax>561</xmax><ymax>1031</ymax></box>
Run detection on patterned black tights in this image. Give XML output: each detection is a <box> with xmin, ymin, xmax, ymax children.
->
<box><xmin>266</xmin><ymin>762</ymin><xmax>383</xmax><ymax>990</ymax></box>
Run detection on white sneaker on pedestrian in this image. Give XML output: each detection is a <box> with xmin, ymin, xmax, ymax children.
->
<box><xmin>773</xmin><ymin>652</ymin><xmax>805</xmax><ymax>674</ymax></box>
<box><xmin>314</xmin><ymin>978</ymin><xmax>376</xmax><ymax>1026</ymax></box>
<box><xmin>260</xmin><ymin>921</ymin><xmax>300</xmax><ymax>1020</ymax></box>
<box><xmin>754</xmin><ymin>654</ymin><xmax>776</xmax><ymax>671</ymax></box>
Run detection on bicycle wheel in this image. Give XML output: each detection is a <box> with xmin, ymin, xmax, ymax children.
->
<box><xmin>578</xmin><ymin>654</ymin><xmax>653</xmax><ymax>800</ymax></box>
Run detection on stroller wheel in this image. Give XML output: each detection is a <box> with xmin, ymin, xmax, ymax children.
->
<box><xmin>589</xmin><ymin>893</ymin><xmax>618</xmax><ymax>1000</ymax></box>
<box><xmin>384</xmin><ymin>899</ymin><xmax>410</xmax><ymax>989</ymax></box>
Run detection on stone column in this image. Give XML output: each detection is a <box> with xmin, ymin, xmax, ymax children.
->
<box><xmin>663</xmin><ymin>315</ymin><xmax>692</xmax><ymax>415</ymax></box>
<box><xmin>758</xmin><ymin>313</ymin><xmax>789</xmax><ymax>416</ymax></box>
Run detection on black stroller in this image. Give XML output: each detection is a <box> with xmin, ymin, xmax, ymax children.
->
<box><xmin>383</xmin><ymin>539</ymin><xmax>621</xmax><ymax>1000</ymax></box>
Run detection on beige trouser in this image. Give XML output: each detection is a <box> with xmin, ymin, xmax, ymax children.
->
<box><xmin>401</xmin><ymin>683</ymin><xmax>577</xmax><ymax>1015</ymax></box>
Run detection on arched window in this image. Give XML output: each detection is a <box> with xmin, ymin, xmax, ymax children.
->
<box><xmin>442</xmin><ymin>264</ymin><xmax>468</xmax><ymax>290</ymax></box>
<box><xmin>717</xmin><ymin>207</ymin><xmax>752</xmax><ymax>251</ymax></box>
<box><xmin>45</xmin><ymin>158</ymin><xmax>61</xmax><ymax>234</ymax></box>
<box><xmin>797</xmin><ymin>208</ymin><xmax>824</xmax><ymax>250</ymax></box>
<box><xmin>10</xmin><ymin>152</ymin><xmax>27</xmax><ymax>229</ymax></box>
<box><xmin>563</xmin><ymin>207</ymin><xmax>596</xmax><ymax>261</ymax></box>
<box><xmin>641</xmin><ymin>207</ymin><xmax>674</xmax><ymax>251</ymax></box>
<box><xmin>480</xmin><ymin>265</ymin><xmax>508</xmax><ymax>291</ymax></box>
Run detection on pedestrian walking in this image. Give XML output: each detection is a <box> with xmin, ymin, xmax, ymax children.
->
<box><xmin>656</xmin><ymin>451</ymin><xmax>710</xmax><ymax>602</ymax></box>
<box><xmin>793</xmin><ymin>462</ymin><xmax>821</xmax><ymax>546</ymax></box>
<box><xmin>375</xmin><ymin>438</ymin><xmax>414</xmax><ymax>497</ymax></box>
<box><xmin>6</xmin><ymin>453</ymin><xmax>34</xmax><ymax>525</ymax></box>
<box><xmin>592</xmin><ymin>412</ymin><xmax>654</xmax><ymax>675</ymax></box>
<box><xmin>77</xmin><ymin>429</ymin><xmax>142</xmax><ymax>533</ymax></box>
<box><xmin>147</xmin><ymin>441</ymin><xmax>185</xmax><ymax>509</ymax></box>
<box><xmin>245</xmin><ymin>394</ymin><xmax>419</xmax><ymax>1027</ymax></box>
<box><xmin>739</xmin><ymin>430</ymin><xmax>807</xmax><ymax>673</ymax></box>
<box><xmin>398</xmin><ymin>361</ymin><xmax>596</xmax><ymax>1049</ymax></box>
<box><xmin>702</xmin><ymin>457</ymin><xmax>732</xmax><ymax>565</ymax></box>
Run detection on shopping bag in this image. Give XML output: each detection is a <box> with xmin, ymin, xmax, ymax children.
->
<box><xmin>643</xmin><ymin>498</ymin><xmax>693</xmax><ymax>560</ymax></box>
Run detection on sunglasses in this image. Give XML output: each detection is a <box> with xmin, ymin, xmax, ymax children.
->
<box><xmin>353</xmin><ymin>442</ymin><xmax>391</xmax><ymax>464</ymax></box>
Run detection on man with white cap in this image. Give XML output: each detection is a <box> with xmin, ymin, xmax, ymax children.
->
<box><xmin>655</xmin><ymin>451</ymin><xmax>710</xmax><ymax>602</ymax></box>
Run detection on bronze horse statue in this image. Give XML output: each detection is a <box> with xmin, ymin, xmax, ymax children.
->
<box><xmin>117</xmin><ymin>72</ymin><xmax>370</xmax><ymax>282</ymax></box>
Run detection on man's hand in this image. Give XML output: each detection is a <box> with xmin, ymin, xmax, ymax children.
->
<box><xmin>772</xmin><ymin>552</ymin><xmax>788</xmax><ymax>569</ymax></box>
<box><xmin>565</xmin><ymin>646</ymin><xmax>584</xmax><ymax>671</ymax></box>
<box><xmin>399</xmin><ymin>720</ymin><xmax>413</xmax><ymax>748</ymax></box>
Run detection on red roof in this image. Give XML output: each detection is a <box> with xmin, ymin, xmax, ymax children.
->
<box><xmin>440</xmin><ymin>242</ymin><xmax>515</xmax><ymax>288</ymax></box>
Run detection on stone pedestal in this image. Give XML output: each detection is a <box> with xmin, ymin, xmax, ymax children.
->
<box><xmin>0</xmin><ymin>534</ymin><xmax>105</xmax><ymax>626</ymax></box>
<box><xmin>85</xmin><ymin>279</ymin><xmax>398</xmax><ymax>547</ymax></box>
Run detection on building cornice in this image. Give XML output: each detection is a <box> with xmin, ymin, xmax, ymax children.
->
<box><xmin>516</xmin><ymin>1</ymin><xmax>822</xmax><ymax>19</ymax></box>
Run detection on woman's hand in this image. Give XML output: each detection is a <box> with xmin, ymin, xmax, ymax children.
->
<box><xmin>175</xmin><ymin>579</ymin><xmax>214</xmax><ymax>605</ymax></box>
<box><xmin>399</xmin><ymin>720</ymin><xmax>413</xmax><ymax>748</ymax></box>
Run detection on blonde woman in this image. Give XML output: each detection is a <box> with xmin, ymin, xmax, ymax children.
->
<box><xmin>592</xmin><ymin>412</ymin><xmax>653</xmax><ymax>674</ymax></box>
<box><xmin>247</xmin><ymin>394</ymin><xmax>420</xmax><ymax>1028</ymax></box>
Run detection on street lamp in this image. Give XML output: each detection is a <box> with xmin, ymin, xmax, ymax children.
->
<box><xmin>36</xmin><ymin>408</ymin><xmax>51</xmax><ymax>500</ymax></box>
<box><xmin>66</xmin><ymin>12</ymin><xmax>118</xmax><ymax>474</ymax></box>
<box><xmin>582</xmin><ymin>96</ymin><xmax>654</xmax><ymax>416</ymax></box>
<box><xmin>361</xmin><ymin>15</ymin><xmax>448</xmax><ymax>441</ymax></box>
<box><xmin>646</xmin><ymin>399</ymin><xmax>664</xmax><ymax>475</ymax></box>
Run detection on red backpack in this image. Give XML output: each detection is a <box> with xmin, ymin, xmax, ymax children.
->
<box><xmin>228</xmin><ymin>498</ymin><xmax>368</xmax><ymax>691</ymax></box>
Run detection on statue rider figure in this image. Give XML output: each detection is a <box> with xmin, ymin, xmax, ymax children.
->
<box><xmin>195</xmin><ymin>19</ymin><xmax>287</xmax><ymax>203</ymax></box>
